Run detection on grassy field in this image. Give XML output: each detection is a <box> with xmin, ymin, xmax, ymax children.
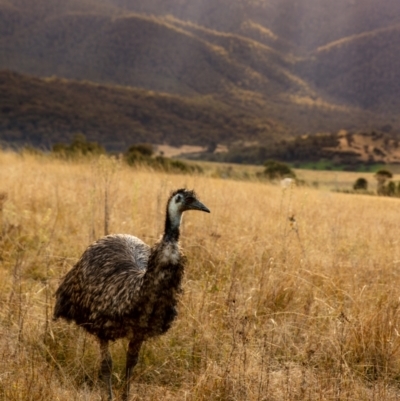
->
<box><xmin>2</xmin><ymin>150</ymin><xmax>400</xmax><ymax>400</ymax></box>
<box><xmin>196</xmin><ymin>159</ymin><xmax>400</xmax><ymax>192</ymax></box>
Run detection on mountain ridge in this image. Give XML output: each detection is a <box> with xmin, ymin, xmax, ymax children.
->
<box><xmin>0</xmin><ymin>70</ymin><xmax>287</xmax><ymax>150</ymax></box>
<box><xmin>1</xmin><ymin>0</ymin><xmax>400</xmax><ymax>150</ymax></box>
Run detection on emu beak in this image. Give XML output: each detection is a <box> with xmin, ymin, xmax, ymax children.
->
<box><xmin>187</xmin><ymin>199</ymin><xmax>210</xmax><ymax>213</ymax></box>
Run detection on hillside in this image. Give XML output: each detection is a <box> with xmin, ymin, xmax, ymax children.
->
<box><xmin>323</xmin><ymin>130</ymin><xmax>400</xmax><ymax>164</ymax></box>
<box><xmin>0</xmin><ymin>70</ymin><xmax>286</xmax><ymax>150</ymax></box>
<box><xmin>1</xmin><ymin>0</ymin><xmax>400</xmax><ymax>149</ymax></box>
<box><xmin>2</xmin><ymin>70</ymin><xmax>393</xmax><ymax>151</ymax></box>
<box><xmin>204</xmin><ymin>130</ymin><xmax>400</xmax><ymax>167</ymax></box>
<box><xmin>0</xmin><ymin>8</ymin><xmax>307</xmax><ymax>97</ymax></box>
<box><xmin>110</xmin><ymin>0</ymin><xmax>400</xmax><ymax>51</ymax></box>
<box><xmin>296</xmin><ymin>24</ymin><xmax>400</xmax><ymax>111</ymax></box>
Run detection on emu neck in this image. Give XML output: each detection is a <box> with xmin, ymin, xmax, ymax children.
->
<box><xmin>164</xmin><ymin>211</ymin><xmax>182</xmax><ymax>242</ymax></box>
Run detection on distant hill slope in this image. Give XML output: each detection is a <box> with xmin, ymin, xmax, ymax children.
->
<box><xmin>296</xmin><ymin>24</ymin><xmax>400</xmax><ymax>111</ymax></box>
<box><xmin>209</xmin><ymin>130</ymin><xmax>400</xmax><ymax>166</ymax></box>
<box><xmin>0</xmin><ymin>9</ymin><xmax>308</xmax><ymax>98</ymax></box>
<box><xmin>0</xmin><ymin>70</ymin><xmax>392</xmax><ymax>151</ymax></box>
<box><xmin>1</xmin><ymin>0</ymin><xmax>400</xmax><ymax>149</ymax></box>
<box><xmin>323</xmin><ymin>131</ymin><xmax>400</xmax><ymax>164</ymax></box>
<box><xmin>0</xmin><ymin>70</ymin><xmax>287</xmax><ymax>150</ymax></box>
<box><xmin>110</xmin><ymin>0</ymin><xmax>400</xmax><ymax>51</ymax></box>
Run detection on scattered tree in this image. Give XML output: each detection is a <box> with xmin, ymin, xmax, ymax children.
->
<box><xmin>127</xmin><ymin>143</ymin><xmax>154</xmax><ymax>157</ymax></box>
<box><xmin>375</xmin><ymin>169</ymin><xmax>393</xmax><ymax>194</ymax></box>
<box><xmin>125</xmin><ymin>143</ymin><xmax>154</xmax><ymax>164</ymax></box>
<box><xmin>52</xmin><ymin>134</ymin><xmax>105</xmax><ymax>157</ymax></box>
<box><xmin>124</xmin><ymin>143</ymin><xmax>203</xmax><ymax>174</ymax></box>
<box><xmin>353</xmin><ymin>177</ymin><xmax>368</xmax><ymax>191</ymax></box>
<box><xmin>261</xmin><ymin>160</ymin><xmax>296</xmax><ymax>180</ymax></box>
<box><xmin>387</xmin><ymin>181</ymin><xmax>396</xmax><ymax>196</ymax></box>
<box><xmin>207</xmin><ymin>141</ymin><xmax>217</xmax><ymax>153</ymax></box>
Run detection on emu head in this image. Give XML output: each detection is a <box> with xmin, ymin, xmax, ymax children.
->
<box><xmin>166</xmin><ymin>189</ymin><xmax>210</xmax><ymax>233</ymax></box>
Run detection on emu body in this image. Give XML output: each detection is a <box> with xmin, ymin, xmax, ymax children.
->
<box><xmin>53</xmin><ymin>189</ymin><xmax>209</xmax><ymax>400</ymax></box>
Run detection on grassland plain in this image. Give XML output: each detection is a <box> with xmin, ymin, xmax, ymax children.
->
<box><xmin>2</xmin><ymin>150</ymin><xmax>400</xmax><ymax>400</ymax></box>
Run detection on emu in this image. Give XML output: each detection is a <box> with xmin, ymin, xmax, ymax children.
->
<box><xmin>53</xmin><ymin>189</ymin><xmax>210</xmax><ymax>400</ymax></box>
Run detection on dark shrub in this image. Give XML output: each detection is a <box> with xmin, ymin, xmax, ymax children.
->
<box><xmin>387</xmin><ymin>181</ymin><xmax>396</xmax><ymax>196</ymax></box>
<box><xmin>52</xmin><ymin>134</ymin><xmax>105</xmax><ymax>157</ymax></box>
<box><xmin>375</xmin><ymin>169</ymin><xmax>393</xmax><ymax>195</ymax></box>
<box><xmin>124</xmin><ymin>144</ymin><xmax>203</xmax><ymax>174</ymax></box>
<box><xmin>125</xmin><ymin>143</ymin><xmax>154</xmax><ymax>165</ymax></box>
<box><xmin>353</xmin><ymin>177</ymin><xmax>368</xmax><ymax>191</ymax></box>
<box><xmin>261</xmin><ymin>160</ymin><xmax>296</xmax><ymax>180</ymax></box>
<box><xmin>127</xmin><ymin>143</ymin><xmax>154</xmax><ymax>157</ymax></box>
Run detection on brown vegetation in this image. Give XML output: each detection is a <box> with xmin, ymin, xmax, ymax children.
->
<box><xmin>2</xmin><ymin>150</ymin><xmax>400</xmax><ymax>399</ymax></box>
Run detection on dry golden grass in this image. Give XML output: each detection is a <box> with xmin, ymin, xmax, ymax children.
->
<box><xmin>1</xmin><ymin>150</ymin><xmax>400</xmax><ymax>400</ymax></box>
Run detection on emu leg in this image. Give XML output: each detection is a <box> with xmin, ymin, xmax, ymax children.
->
<box><xmin>99</xmin><ymin>339</ymin><xmax>113</xmax><ymax>400</ymax></box>
<box><xmin>122</xmin><ymin>339</ymin><xmax>143</xmax><ymax>401</ymax></box>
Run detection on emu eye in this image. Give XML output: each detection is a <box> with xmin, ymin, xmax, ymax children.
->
<box><xmin>186</xmin><ymin>196</ymin><xmax>195</xmax><ymax>203</ymax></box>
